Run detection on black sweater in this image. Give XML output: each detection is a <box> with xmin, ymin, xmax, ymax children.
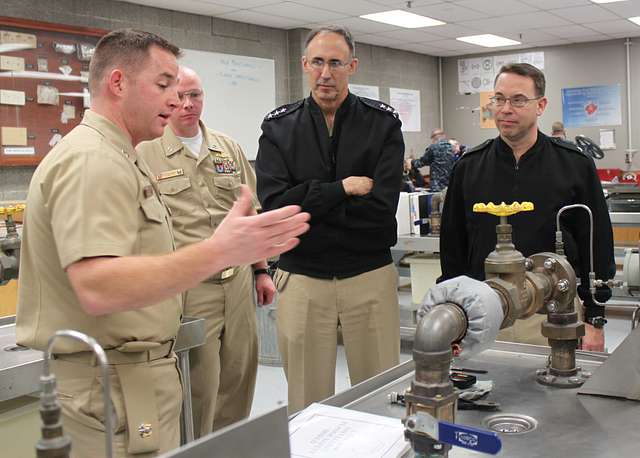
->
<box><xmin>256</xmin><ymin>93</ymin><xmax>404</xmax><ymax>278</ymax></box>
<box><xmin>440</xmin><ymin>132</ymin><xmax>615</xmax><ymax>319</ymax></box>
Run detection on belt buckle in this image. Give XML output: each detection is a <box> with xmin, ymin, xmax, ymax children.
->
<box><xmin>221</xmin><ymin>267</ymin><xmax>235</xmax><ymax>280</ymax></box>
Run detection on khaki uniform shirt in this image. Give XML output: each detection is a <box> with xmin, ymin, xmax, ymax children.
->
<box><xmin>137</xmin><ymin>123</ymin><xmax>258</xmax><ymax>252</ymax></box>
<box><xmin>16</xmin><ymin>110</ymin><xmax>181</xmax><ymax>353</ymax></box>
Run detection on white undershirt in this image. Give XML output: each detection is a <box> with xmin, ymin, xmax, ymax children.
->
<box><xmin>176</xmin><ymin>129</ymin><xmax>203</xmax><ymax>158</ymax></box>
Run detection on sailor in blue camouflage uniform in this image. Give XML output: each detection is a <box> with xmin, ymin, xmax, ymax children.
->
<box><xmin>411</xmin><ymin>138</ymin><xmax>457</xmax><ymax>192</ymax></box>
<box><xmin>256</xmin><ymin>26</ymin><xmax>404</xmax><ymax>413</ymax></box>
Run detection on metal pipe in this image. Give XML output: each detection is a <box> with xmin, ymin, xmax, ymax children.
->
<box><xmin>414</xmin><ymin>303</ymin><xmax>467</xmax><ymax>355</ymax></box>
<box><xmin>626</xmin><ymin>38</ymin><xmax>633</xmax><ymax>153</ymax></box>
<box><xmin>44</xmin><ymin>330</ymin><xmax>114</xmax><ymax>458</ymax></box>
<box><xmin>438</xmin><ymin>56</ymin><xmax>444</xmax><ymax>130</ymax></box>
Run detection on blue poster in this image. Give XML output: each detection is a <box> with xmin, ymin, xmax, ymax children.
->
<box><xmin>561</xmin><ymin>84</ymin><xmax>622</xmax><ymax>128</ymax></box>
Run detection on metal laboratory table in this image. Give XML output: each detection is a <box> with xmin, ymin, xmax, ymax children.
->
<box><xmin>0</xmin><ymin>315</ymin><xmax>205</xmax><ymax>444</ymax></box>
<box><xmin>323</xmin><ymin>342</ymin><xmax>640</xmax><ymax>458</ymax></box>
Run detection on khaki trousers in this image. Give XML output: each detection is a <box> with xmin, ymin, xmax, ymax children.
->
<box><xmin>275</xmin><ymin>263</ymin><xmax>400</xmax><ymax>414</ymax></box>
<box><xmin>53</xmin><ymin>356</ymin><xmax>182</xmax><ymax>458</ymax></box>
<box><xmin>185</xmin><ymin>265</ymin><xmax>258</xmax><ymax>437</ymax></box>
<box><xmin>497</xmin><ymin>298</ymin><xmax>584</xmax><ymax>346</ymax></box>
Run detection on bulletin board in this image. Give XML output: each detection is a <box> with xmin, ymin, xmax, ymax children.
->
<box><xmin>0</xmin><ymin>17</ymin><xmax>107</xmax><ymax>166</ymax></box>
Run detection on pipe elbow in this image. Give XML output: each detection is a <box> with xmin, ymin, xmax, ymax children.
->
<box><xmin>414</xmin><ymin>303</ymin><xmax>467</xmax><ymax>354</ymax></box>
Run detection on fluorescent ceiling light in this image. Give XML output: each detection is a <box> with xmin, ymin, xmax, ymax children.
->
<box><xmin>629</xmin><ymin>16</ymin><xmax>640</xmax><ymax>26</ymax></box>
<box><xmin>590</xmin><ymin>0</ymin><xmax>627</xmax><ymax>4</ymax></box>
<box><xmin>360</xmin><ymin>10</ymin><xmax>445</xmax><ymax>29</ymax></box>
<box><xmin>457</xmin><ymin>34</ymin><xmax>521</xmax><ymax>48</ymax></box>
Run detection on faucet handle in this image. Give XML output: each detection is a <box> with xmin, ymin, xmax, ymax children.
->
<box><xmin>473</xmin><ymin>201</ymin><xmax>534</xmax><ymax>217</ymax></box>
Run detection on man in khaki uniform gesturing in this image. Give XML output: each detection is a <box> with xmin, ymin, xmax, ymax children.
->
<box><xmin>16</xmin><ymin>29</ymin><xmax>308</xmax><ymax>458</ymax></box>
<box><xmin>138</xmin><ymin>67</ymin><xmax>275</xmax><ymax>436</ymax></box>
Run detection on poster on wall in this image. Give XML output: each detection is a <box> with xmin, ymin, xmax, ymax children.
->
<box><xmin>389</xmin><ymin>88</ymin><xmax>421</xmax><ymax>132</ymax></box>
<box><xmin>458</xmin><ymin>52</ymin><xmax>544</xmax><ymax>94</ymax></box>
<box><xmin>561</xmin><ymin>84</ymin><xmax>622</xmax><ymax>128</ymax></box>
<box><xmin>349</xmin><ymin>84</ymin><xmax>379</xmax><ymax>100</ymax></box>
<box><xmin>479</xmin><ymin>92</ymin><xmax>496</xmax><ymax>129</ymax></box>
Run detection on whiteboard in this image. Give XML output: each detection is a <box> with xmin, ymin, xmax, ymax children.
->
<box><xmin>180</xmin><ymin>49</ymin><xmax>276</xmax><ymax>160</ymax></box>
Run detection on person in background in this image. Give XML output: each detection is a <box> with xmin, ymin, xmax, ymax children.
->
<box><xmin>551</xmin><ymin>121</ymin><xmax>567</xmax><ymax>139</ymax></box>
<box><xmin>410</xmin><ymin>130</ymin><xmax>457</xmax><ymax>192</ymax></box>
<box><xmin>256</xmin><ymin>25</ymin><xmax>403</xmax><ymax>414</ymax></box>
<box><xmin>138</xmin><ymin>66</ymin><xmax>274</xmax><ymax>437</ymax></box>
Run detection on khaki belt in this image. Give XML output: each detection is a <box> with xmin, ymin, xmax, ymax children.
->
<box><xmin>53</xmin><ymin>339</ymin><xmax>175</xmax><ymax>366</ymax></box>
<box><xmin>205</xmin><ymin>266</ymin><xmax>237</xmax><ymax>283</ymax></box>
<box><xmin>54</xmin><ymin>340</ymin><xmax>175</xmax><ymax>454</ymax></box>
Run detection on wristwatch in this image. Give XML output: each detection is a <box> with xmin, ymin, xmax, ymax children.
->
<box><xmin>586</xmin><ymin>316</ymin><xmax>607</xmax><ymax>329</ymax></box>
<box><xmin>253</xmin><ymin>268</ymin><xmax>269</xmax><ymax>277</ymax></box>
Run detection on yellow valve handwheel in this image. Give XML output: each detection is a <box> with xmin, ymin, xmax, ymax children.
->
<box><xmin>0</xmin><ymin>204</ymin><xmax>26</xmax><ymax>217</ymax></box>
<box><xmin>472</xmin><ymin>201</ymin><xmax>534</xmax><ymax>217</ymax></box>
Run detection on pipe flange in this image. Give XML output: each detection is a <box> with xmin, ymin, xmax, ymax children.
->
<box><xmin>541</xmin><ymin>321</ymin><xmax>585</xmax><ymax>340</ymax></box>
<box><xmin>535</xmin><ymin>367</ymin><xmax>588</xmax><ymax>388</ymax></box>
<box><xmin>528</xmin><ymin>253</ymin><xmax>577</xmax><ymax>312</ymax></box>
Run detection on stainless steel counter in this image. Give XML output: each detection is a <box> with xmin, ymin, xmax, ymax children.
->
<box><xmin>0</xmin><ymin>315</ymin><xmax>205</xmax><ymax>402</ymax></box>
<box><xmin>393</xmin><ymin>234</ymin><xmax>440</xmax><ymax>253</ymax></box>
<box><xmin>323</xmin><ymin>343</ymin><xmax>640</xmax><ymax>457</ymax></box>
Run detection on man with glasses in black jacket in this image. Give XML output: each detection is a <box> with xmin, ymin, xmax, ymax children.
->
<box><xmin>439</xmin><ymin>63</ymin><xmax>615</xmax><ymax>351</ymax></box>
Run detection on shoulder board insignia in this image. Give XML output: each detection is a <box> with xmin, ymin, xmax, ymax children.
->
<box><xmin>359</xmin><ymin>97</ymin><xmax>400</xmax><ymax>119</ymax></box>
<box><xmin>550</xmin><ymin>136</ymin><xmax>582</xmax><ymax>154</ymax></box>
<box><xmin>264</xmin><ymin>100</ymin><xmax>303</xmax><ymax>121</ymax></box>
<box><xmin>465</xmin><ymin>138</ymin><xmax>494</xmax><ymax>156</ymax></box>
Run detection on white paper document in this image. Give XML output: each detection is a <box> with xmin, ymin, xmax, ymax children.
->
<box><xmin>289</xmin><ymin>403</ymin><xmax>410</xmax><ymax>458</ymax></box>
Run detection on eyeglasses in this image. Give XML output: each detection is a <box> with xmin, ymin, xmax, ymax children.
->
<box><xmin>489</xmin><ymin>95</ymin><xmax>542</xmax><ymax>108</ymax></box>
<box><xmin>308</xmin><ymin>58</ymin><xmax>351</xmax><ymax>72</ymax></box>
<box><xmin>178</xmin><ymin>90</ymin><xmax>203</xmax><ymax>102</ymax></box>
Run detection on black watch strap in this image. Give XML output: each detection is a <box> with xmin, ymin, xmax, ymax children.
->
<box><xmin>586</xmin><ymin>316</ymin><xmax>607</xmax><ymax>329</ymax></box>
<box><xmin>253</xmin><ymin>268</ymin><xmax>269</xmax><ymax>276</ymax></box>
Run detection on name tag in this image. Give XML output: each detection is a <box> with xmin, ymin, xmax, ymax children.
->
<box><xmin>156</xmin><ymin>168</ymin><xmax>184</xmax><ymax>181</ymax></box>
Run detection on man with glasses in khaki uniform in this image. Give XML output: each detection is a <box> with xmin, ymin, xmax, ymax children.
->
<box><xmin>16</xmin><ymin>30</ymin><xmax>309</xmax><ymax>458</ymax></box>
<box><xmin>138</xmin><ymin>67</ymin><xmax>275</xmax><ymax>436</ymax></box>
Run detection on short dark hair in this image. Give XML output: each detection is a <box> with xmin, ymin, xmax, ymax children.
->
<box><xmin>89</xmin><ymin>29</ymin><xmax>182</xmax><ymax>94</ymax></box>
<box><xmin>494</xmin><ymin>63</ymin><xmax>545</xmax><ymax>97</ymax></box>
<box><xmin>304</xmin><ymin>26</ymin><xmax>355</xmax><ymax>57</ymax></box>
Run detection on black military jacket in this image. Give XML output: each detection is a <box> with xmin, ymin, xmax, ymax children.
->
<box><xmin>256</xmin><ymin>93</ymin><xmax>404</xmax><ymax>278</ymax></box>
<box><xmin>440</xmin><ymin>132</ymin><xmax>615</xmax><ymax>318</ymax></box>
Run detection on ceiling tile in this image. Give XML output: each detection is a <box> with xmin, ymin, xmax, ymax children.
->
<box><xmin>428</xmin><ymin>38</ymin><xmax>491</xmax><ymax>51</ymax></box>
<box><xmin>410</xmin><ymin>3</ymin><xmax>492</xmax><ymax>23</ymax></box>
<box><xmin>250</xmin><ymin>2</ymin><xmax>347</xmax><ymax>22</ymax></box>
<box><xmin>369</xmin><ymin>0</ymin><xmax>443</xmax><ymax>6</ymax></box>
<box><xmin>567</xmin><ymin>34</ymin><xmax>616</xmax><ymax>43</ymax></box>
<box><xmin>427</xmin><ymin>23</ymin><xmax>484</xmax><ymax>38</ymax></box>
<box><xmin>538</xmin><ymin>24</ymin><xmax>606</xmax><ymax>38</ymax></box>
<box><xmin>519</xmin><ymin>0</ymin><xmax>591</xmax><ymax>9</ymax></box>
<box><xmin>127</xmin><ymin>0</ymin><xmax>237</xmax><ymax>15</ymax></box>
<box><xmin>549</xmin><ymin>5</ymin><xmax>619</xmax><ymax>24</ymax></box>
<box><xmin>598</xmin><ymin>0</ymin><xmax>640</xmax><ymax>18</ymax></box>
<box><xmin>217</xmin><ymin>10</ymin><xmax>305</xmax><ymax>28</ymax></box>
<box><xmin>354</xmin><ymin>33</ymin><xmax>405</xmax><ymax>46</ymax></box>
<box><xmin>454</xmin><ymin>0</ymin><xmax>537</xmax><ymax>16</ymax></box>
<box><xmin>500</xmin><ymin>29</ymin><xmax>563</xmax><ymax>43</ymax></box>
<box><xmin>200</xmin><ymin>0</ymin><xmax>281</xmax><ymax>7</ymax></box>
<box><xmin>608</xmin><ymin>30</ymin><xmax>640</xmax><ymax>39</ymax></box>
<box><xmin>289</xmin><ymin>0</ymin><xmax>384</xmax><ymax>15</ymax></box>
<box><xmin>585</xmin><ymin>19</ymin><xmax>640</xmax><ymax>34</ymax></box>
<box><xmin>401</xmin><ymin>42</ymin><xmax>448</xmax><ymax>53</ymax></box>
<box><xmin>376</xmin><ymin>28</ymin><xmax>447</xmax><ymax>42</ymax></box>
<box><xmin>322</xmin><ymin>16</ymin><xmax>403</xmax><ymax>33</ymax></box>
<box><xmin>457</xmin><ymin>11</ymin><xmax>573</xmax><ymax>32</ymax></box>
